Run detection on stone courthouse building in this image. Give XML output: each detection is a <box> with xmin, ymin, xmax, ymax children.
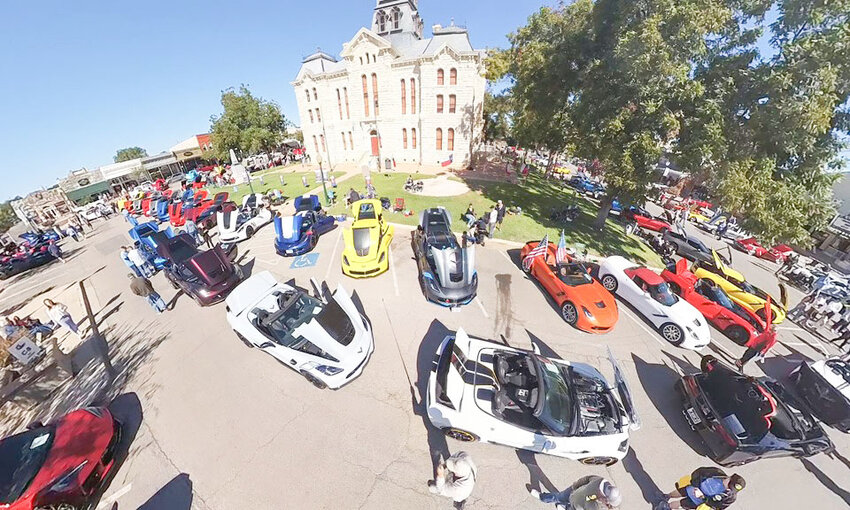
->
<box><xmin>291</xmin><ymin>0</ymin><xmax>486</xmax><ymax>170</ymax></box>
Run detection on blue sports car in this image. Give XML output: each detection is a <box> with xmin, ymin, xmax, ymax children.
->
<box><xmin>129</xmin><ymin>222</ymin><xmax>175</xmax><ymax>270</ymax></box>
<box><xmin>274</xmin><ymin>195</ymin><xmax>336</xmax><ymax>256</ymax></box>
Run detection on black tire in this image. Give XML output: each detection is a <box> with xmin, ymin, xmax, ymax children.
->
<box><xmin>443</xmin><ymin>428</ymin><xmax>478</xmax><ymax>442</ymax></box>
<box><xmin>300</xmin><ymin>370</ymin><xmax>327</xmax><ymax>389</ymax></box>
<box><xmin>601</xmin><ymin>274</ymin><xmax>618</xmax><ymax>293</ymax></box>
<box><xmin>660</xmin><ymin>323</ymin><xmax>685</xmax><ymax>346</ymax></box>
<box><xmin>521</xmin><ymin>258</ymin><xmax>531</xmax><ymax>273</ymax></box>
<box><xmin>725</xmin><ymin>325</ymin><xmax>749</xmax><ymax>346</ymax></box>
<box><xmin>579</xmin><ymin>456</ymin><xmax>618</xmax><ymax>466</ymax></box>
<box><xmin>561</xmin><ymin>301</ymin><xmax>579</xmax><ymax>325</ymax></box>
<box><xmin>236</xmin><ymin>332</ymin><xmax>253</xmax><ymax>348</ymax></box>
<box><xmin>245</xmin><ymin>226</ymin><xmax>255</xmax><ymax>238</ymax></box>
<box><xmin>168</xmin><ymin>276</ymin><xmax>179</xmax><ymax>290</ymax></box>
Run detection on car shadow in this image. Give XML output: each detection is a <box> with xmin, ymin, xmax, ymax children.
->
<box><xmin>90</xmin><ymin>392</ymin><xmax>144</xmax><ymax>507</ymax></box>
<box><xmin>632</xmin><ymin>354</ymin><xmax>707</xmax><ymax>456</ymax></box>
<box><xmin>240</xmin><ymin>257</ymin><xmax>256</xmax><ymax>279</ymax></box>
<box><xmin>622</xmin><ymin>447</ymin><xmax>666</xmax><ymax>505</ymax></box>
<box><xmin>524</xmin><ymin>329</ymin><xmax>560</xmax><ymax>359</ymax></box>
<box><xmin>415</xmin><ymin>319</ymin><xmax>453</xmax><ymax>475</ymax></box>
<box><xmin>760</xmin><ymin>342</ymin><xmax>811</xmax><ymax>381</ymax></box>
<box><xmin>138</xmin><ymin>473</ymin><xmax>194</xmax><ymax>510</ymax></box>
<box><xmin>800</xmin><ymin>458</ymin><xmax>850</xmax><ymax>505</ymax></box>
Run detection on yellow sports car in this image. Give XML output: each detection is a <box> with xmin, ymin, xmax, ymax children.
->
<box><xmin>692</xmin><ymin>250</ymin><xmax>787</xmax><ymax>324</ymax></box>
<box><xmin>341</xmin><ymin>199</ymin><xmax>394</xmax><ymax>278</ymax></box>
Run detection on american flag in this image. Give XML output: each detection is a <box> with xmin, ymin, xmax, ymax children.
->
<box><xmin>523</xmin><ymin>234</ymin><xmax>549</xmax><ymax>271</ymax></box>
<box><xmin>556</xmin><ymin>230</ymin><xmax>568</xmax><ymax>265</ymax></box>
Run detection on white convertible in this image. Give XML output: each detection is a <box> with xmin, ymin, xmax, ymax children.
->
<box><xmin>217</xmin><ymin>194</ymin><xmax>273</xmax><ymax>243</ymax></box>
<box><xmin>426</xmin><ymin>328</ymin><xmax>640</xmax><ymax>465</ymax></box>
<box><xmin>598</xmin><ymin>256</ymin><xmax>711</xmax><ymax>349</ymax></box>
<box><xmin>225</xmin><ymin>271</ymin><xmax>374</xmax><ymax>389</ymax></box>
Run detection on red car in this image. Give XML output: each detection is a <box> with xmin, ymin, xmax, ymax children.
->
<box><xmin>735</xmin><ymin>238</ymin><xmax>793</xmax><ymax>263</ymax></box>
<box><xmin>0</xmin><ymin>408</ymin><xmax>120</xmax><ymax>510</ymax></box>
<box><xmin>520</xmin><ymin>241</ymin><xmax>618</xmax><ymax>333</ymax></box>
<box><xmin>661</xmin><ymin>259</ymin><xmax>766</xmax><ymax>345</ymax></box>
<box><xmin>624</xmin><ymin>206</ymin><xmax>672</xmax><ymax>232</ymax></box>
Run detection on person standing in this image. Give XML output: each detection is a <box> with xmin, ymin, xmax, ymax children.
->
<box><xmin>121</xmin><ymin>207</ymin><xmax>130</xmax><ymax>223</ymax></box>
<box><xmin>530</xmin><ymin>475</ymin><xmax>622</xmax><ymax>509</ymax></box>
<box><xmin>427</xmin><ymin>451</ymin><xmax>477</xmax><ymax>509</ymax></box>
<box><xmin>663</xmin><ymin>467</ymin><xmax>745</xmax><ymax>509</ymax></box>
<box><xmin>47</xmin><ymin>241</ymin><xmax>64</xmax><ymax>264</ymax></box>
<box><xmin>43</xmin><ymin>299</ymin><xmax>82</xmax><ymax>339</ymax></box>
<box><xmin>736</xmin><ymin>319</ymin><xmax>777</xmax><ymax>371</ymax></box>
<box><xmin>127</xmin><ymin>245</ymin><xmax>154</xmax><ymax>278</ymax></box>
<box><xmin>120</xmin><ymin>246</ymin><xmax>142</xmax><ymax>277</ymax></box>
<box><xmin>496</xmin><ymin>200</ymin><xmax>507</xmax><ymax>230</ymax></box>
<box><xmin>128</xmin><ymin>274</ymin><xmax>168</xmax><ymax>314</ymax></box>
<box><xmin>488</xmin><ymin>205</ymin><xmax>498</xmax><ymax>238</ymax></box>
<box><xmin>463</xmin><ymin>204</ymin><xmax>476</xmax><ymax>228</ymax></box>
<box><xmin>185</xmin><ymin>218</ymin><xmax>201</xmax><ymax>246</ymax></box>
<box><xmin>66</xmin><ymin>225</ymin><xmax>79</xmax><ymax>242</ymax></box>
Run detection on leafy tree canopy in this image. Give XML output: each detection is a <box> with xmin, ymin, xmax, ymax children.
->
<box><xmin>0</xmin><ymin>202</ymin><xmax>18</xmax><ymax>234</ymax></box>
<box><xmin>209</xmin><ymin>85</ymin><xmax>287</xmax><ymax>162</ymax></box>
<box><xmin>114</xmin><ymin>147</ymin><xmax>147</xmax><ymax>163</ymax></box>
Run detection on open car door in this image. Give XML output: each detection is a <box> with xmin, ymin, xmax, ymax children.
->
<box><xmin>607</xmin><ymin>347</ymin><xmax>641</xmax><ymax>431</ymax></box>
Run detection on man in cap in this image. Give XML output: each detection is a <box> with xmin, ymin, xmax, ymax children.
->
<box><xmin>664</xmin><ymin>467</ymin><xmax>745</xmax><ymax>509</ymax></box>
<box><xmin>530</xmin><ymin>475</ymin><xmax>622</xmax><ymax>509</ymax></box>
<box><xmin>427</xmin><ymin>451</ymin><xmax>477</xmax><ymax>509</ymax></box>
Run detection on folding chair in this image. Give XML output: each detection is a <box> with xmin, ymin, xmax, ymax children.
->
<box><xmin>394</xmin><ymin>198</ymin><xmax>405</xmax><ymax>212</ymax></box>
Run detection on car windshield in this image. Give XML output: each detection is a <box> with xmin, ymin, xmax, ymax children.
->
<box><xmin>168</xmin><ymin>240</ymin><xmax>197</xmax><ymax>263</ymax></box>
<box><xmin>264</xmin><ymin>292</ymin><xmax>320</xmax><ymax>347</ymax></box>
<box><xmin>534</xmin><ymin>357</ymin><xmax>574</xmax><ymax>436</ymax></box>
<box><xmin>0</xmin><ymin>427</ymin><xmax>54</xmax><ymax>504</ymax></box>
<box><xmin>555</xmin><ymin>263</ymin><xmax>593</xmax><ymax>286</ymax></box>
<box><xmin>697</xmin><ymin>281</ymin><xmax>735</xmax><ymax>308</ymax></box>
<box><xmin>648</xmin><ymin>282</ymin><xmax>678</xmax><ymax>306</ymax></box>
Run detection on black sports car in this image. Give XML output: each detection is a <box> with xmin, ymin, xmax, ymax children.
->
<box><xmin>676</xmin><ymin>356</ymin><xmax>832</xmax><ymax>466</ymax></box>
<box><xmin>662</xmin><ymin>230</ymin><xmax>713</xmax><ymax>264</ymax></box>
<box><xmin>788</xmin><ymin>357</ymin><xmax>850</xmax><ymax>433</ymax></box>
<box><xmin>0</xmin><ymin>244</ymin><xmax>57</xmax><ymax>280</ymax></box>
<box><xmin>412</xmin><ymin>207</ymin><xmax>478</xmax><ymax>307</ymax></box>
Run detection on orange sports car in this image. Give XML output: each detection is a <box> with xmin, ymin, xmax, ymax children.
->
<box><xmin>521</xmin><ymin>241</ymin><xmax>618</xmax><ymax>333</ymax></box>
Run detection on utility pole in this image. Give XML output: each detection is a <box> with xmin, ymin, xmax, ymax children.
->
<box><xmin>79</xmin><ymin>281</ymin><xmax>115</xmax><ymax>379</ymax></box>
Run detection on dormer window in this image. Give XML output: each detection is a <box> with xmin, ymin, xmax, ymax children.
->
<box><xmin>391</xmin><ymin>7</ymin><xmax>401</xmax><ymax>30</ymax></box>
<box><xmin>376</xmin><ymin>10</ymin><xmax>387</xmax><ymax>33</ymax></box>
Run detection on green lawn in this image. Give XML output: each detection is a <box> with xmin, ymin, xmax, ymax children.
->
<box><xmin>328</xmin><ymin>172</ymin><xmax>662</xmax><ymax>265</ymax></box>
<box><xmin>206</xmin><ymin>170</ymin><xmax>343</xmax><ymax>205</ymax></box>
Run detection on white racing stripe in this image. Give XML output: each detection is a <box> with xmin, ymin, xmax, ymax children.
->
<box><xmin>96</xmin><ymin>483</ymin><xmax>132</xmax><ymax>509</ymax></box>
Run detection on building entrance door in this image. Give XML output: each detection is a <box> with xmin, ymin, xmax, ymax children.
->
<box><xmin>370</xmin><ymin>131</ymin><xmax>379</xmax><ymax>156</ymax></box>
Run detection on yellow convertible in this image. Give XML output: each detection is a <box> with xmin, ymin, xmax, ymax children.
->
<box><xmin>692</xmin><ymin>250</ymin><xmax>787</xmax><ymax>324</ymax></box>
<box><xmin>341</xmin><ymin>199</ymin><xmax>394</xmax><ymax>278</ymax></box>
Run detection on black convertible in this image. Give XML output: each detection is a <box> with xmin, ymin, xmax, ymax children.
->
<box><xmin>677</xmin><ymin>356</ymin><xmax>832</xmax><ymax>466</ymax></box>
<box><xmin>662</xmin><ymin>230</ymin><xmax>713</xmax><ymax>264</ymax></box>
<box><xmin>412</xmin><ymin>207</ymin><xmax>478</xmax><ymax>307</ymax></box>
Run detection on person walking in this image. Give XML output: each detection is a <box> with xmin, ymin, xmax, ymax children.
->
<box><xmin>463</xmin><ymin>204</ymin><xmax>476</xmax><ymax>228</ymax></box>
<box><xmin>66</xmin><ymin>225</ymin><xmax>79</xmax><ymax>242</ymax></box>
<box><xmin>495</xmin><ymin>200</ymin><xmax>507</xmax><ymax>230</ymax></box>
<box><xmin>47</xmin><ymin>241</ymin><xmax>64</xmax><ymax>264</ymax></box>
<box><xmin>120</xmin><ymin>246</ymin><xmax>142</xmax><ymax>277</ymax></box>
<box><xmin>488</xmin><ymin>205</ymin><xmax>498</xmax><ymax>238</ymax></box>
<box><xmin>662</xmin><ymin>467</ymin><xmax>745</xmax><ymax>509</ymax></box>
<box><xmin>128</xmin><ymin>274</ymin><xmax>168</xmax><ymax>314</ymax></box>
<box><xmin>427</xmin><ymin>451</ymin><xmax>477</xmax><ymax>509</ymax></box>
<box><xmin>121</xmin><ymin>207</ymin><xmax>130</xmax><ymax>223</ymax></box>
<box><xmin>127</xmin><ymin>245</ymin><xmax>154</xmax><ymax>278</ymax></box>
<box><xmin>529</xmin><ymin>475</ymin><xmax>622</xmax><ymax>509</ymax></box>
<box><xmin>735</xmin><ymin>318</ymin><xmax>777</xmax><ymax>371</ymax></box>
<box><xmin>44</xmin><ymin>299</ymin><xmax>82</xmax><ymax>339</ymax></box>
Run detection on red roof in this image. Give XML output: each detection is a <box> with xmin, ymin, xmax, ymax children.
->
<box><xmin>632</xmin><ymin>267</ymin><xmax>664</xmax><ymax>285</ymax></box>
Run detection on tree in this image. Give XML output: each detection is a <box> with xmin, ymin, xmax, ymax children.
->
<box><xmin>114</xmin><ymin>147</ymin><xmax>147</xmax><ymax>162</ymax></box>
<box><xmin>0</xmin><ymin>202</ymin><xmax>17</xmax><ymax>234</ymax></box>
<box><xmin>482</xmin><ymin>91</ymin><xmax>513</xmax><ymax>143</ymax></box>
<box><xmin>209</xmin><ymin>85</ymin><xmax>287</xmax><ymax>161</ymax></box>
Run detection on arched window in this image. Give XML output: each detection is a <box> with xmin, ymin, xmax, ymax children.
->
<box><xmin>348</xmin><ymin>132</ymin><xmax>354</xmax><ymax>150</ymax></box>
<box><xmin>402</xmin><ymin>128</ymin><xmax>408</xmax><ymax>149</ymax></box>
<box><xmin>377</xmin><ymin>10</ymin><xmax>387</xmax><ymax>32</ymax></box>
<box><xmin>342</xmin><ymin>132</ymin><xmax>347</xmax><ymax>150</ymax></box>
<box><xmin>308</xmin><ymin>110</ymin><xmax>314</xmax><ymax>123</ymax></box>
<box><xmin>337</xmin><ymin>89</ymin><xmax>343</xmax><ymax>120</ymax></box>
<box><xmin>447</xmin><ymin>128</ymin><xmax>455</xmax><ymax>151</ymax></box>
<box><xmin>412</xmin><ymin>128</ymin><xmax>417</xmax><ymax>149</ymax></box>
<box><xmin>436</xmin><ymin>128</ymin><xmax>443</xmax><ymax>151</ymax></box>
<box><xmin>315</xmin><ymin>108</ymin><xmax>321</xmax><ymax>122</ymax></box>
<box><xmin>449</xmin><ymin>95</ymin><xmax>456</xmax><ymax>113</ymax></box>
<box><xmin>400</xmin><ymin>79</ymin><xmax>407</xmax><ymax>115</ymax></box>
<box><xmin>312</xmin><ymin>88</ymin><xmax>317</xmax><ymax>100</ymax></box>
<box><xmin>320</xmin><ymin>134</ymin><xmax>326</xmax><ymax>151</ymax></box>
<box><xmin>372</xmin><ymin>73</ymin><xmax>380</xmax><ymax>117</ymax></box>
<box><xmin>313</xmin><ymin>135</ymin><xmax>319</xmax><ymax>154</ymax></box>
<box><xmin>437</xmin><ymin>94</ymin><xmax>444</xmax><ymax>113</ymax></box>
<box><xmin>359</xmin><ymin>57</ymin><xmax>363</xmax><ymax>65</ymax></box>
<box><xmin>450</xmin><ymin>68</ymin><xmax>457</xmax><ymax>85</ymax></box>
<box><xmin>410</xmin><ymin>78</ymin><xmax>416</xmax><ymax>114</ymax></box>
<box><xmin>392</xmin><ymin>7</ymin><xmax>401</xmax><ymax>30</ymax></box>
<box><xmin>437</xmin><ymin>69</ymin><xmax>444</xmax><ymax>85</ymax></box>
<box><xmin>362</xmin><ymin>75</ymin><xmax>370</xmax><ymax>117</ymax></box>
<box><xmin>343</xmin><ymin>87</ymin><xmax>350</xmax><ymax>119</ymax></box>
<box><xmin>305</xmin><ymin>89</ymin><xmax>311</xmax><ymax>103</ymax></box>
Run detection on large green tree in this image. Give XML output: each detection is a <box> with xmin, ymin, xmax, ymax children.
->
<box><xmin>482</xmin><ymin>91</ymin><xmax>513</xmax><ymax>143</ymax></box>
<box><xmin>114</xmin><ymin>146</ymin><xmax>147</xmax><ymax>162</ymax></box>
<box><xmin>209</xmin><ymin>85</ymin><xmax>287</xmax><ymax>161</ymax></box>
<box><xmin>0</xmin><ymin>202</ymin><xmax>18</xmax><ymax>234</ymax></box>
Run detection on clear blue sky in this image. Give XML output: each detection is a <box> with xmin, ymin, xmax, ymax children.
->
<box><xmin>0</xmin><ymin>0</ymin><xmax>546</xmax><ymax>201</ymax></box>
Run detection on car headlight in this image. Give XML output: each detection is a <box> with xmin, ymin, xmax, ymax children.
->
<box><xmin>343</xmin><ymin>255</ymin><xmax>349</xmax><ymax>266</ymax></box>
<box><xmin>582</xmin><ymin>306</ymin><xmax>593</xmax><ymax>319</ymax></box>
<box><xmin>315</xmin><ymin>365</ymin><xmax>343</xmax><ymax>376</ymax></box>
<box><xmin>423</xmin><ymin>272</ymin><xmax>439</xmax><ymax>291</ymax></box>
<box><xmin>47</xmin><ymin>461</ymin><xmax>88</xmax><ymax>493</ymax></box>
<box><xmin>198</xmin><ymin>288</ymin><xmax>214</xmax><ymax>297</ymax></box>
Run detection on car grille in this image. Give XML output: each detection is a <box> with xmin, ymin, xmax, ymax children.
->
<box><xmin>450</xmin><ymin>272</ymin><xmax>463</xmax><ymax>283</ymax></box>
<box><xmin>356</xmin><ymin>248</ymin><xmax>369</xmax><ymax>256</ymax></box>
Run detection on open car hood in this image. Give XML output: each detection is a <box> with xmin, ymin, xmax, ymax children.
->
<box><xmin>186</xmin><ymin>247</ymin><xmax>232</xmax><ymax>286</ymax></box>
<box><xmin>430</xmin><ymin>244</ymin><xmax>476</xmax><ymax>288</ymax></box>
<box><xmin>275</xmin><ymin>214</ymin><xmax>304</xmax><ymax>243</ymax></box>
<box><xmin>607</xmin><ymin>347</ymin><xmax>640</xmax><ymax>430</ymax></box>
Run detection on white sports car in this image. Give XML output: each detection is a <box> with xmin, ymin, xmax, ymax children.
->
<box><xmin>598</xmin><ymin>256</ymin><xmax>711</xmax><ymax>349</ymax></box>
<box><xmin>426</xmin><ymin>328</ymin><xmax>640</xmax><ymax>465</ymax></box>
<box><xmin>225</xmin><ymin>271</ymin><xmax>374</xmax><ymax>389</ymax></box>
<box><xmin>217</xmin><ymin>194</ymin><xmax>273</xmax><ymax>243</ymax></box>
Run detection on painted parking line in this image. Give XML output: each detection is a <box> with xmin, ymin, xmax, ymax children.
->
<box><xmin>617</xmin><ymin>305</ymin><xmax>668</xmax><ymax>349</ymax></box>
<box><xmin>499</xmin><ymin>250</ymin><xmax>523</xmax><ymax>275</ymax></box>
<box><xmin>776</xmin><ymin>326</ymin><xmax>805</xmax><ymax>332</ymax></box>
<box><xmin>475</xmin><ymin>297</ymin><xmax>490</xmax><ymax>318</ymax></box>
<box><xmin>324</xmin><ymin>229</ymin><xmax>343</xmax><ymax>281</ymax></box>
<box><xmin>96</xmin><ymin>483</ymin><xmax>132</xmax><ymax>509</ymax></box>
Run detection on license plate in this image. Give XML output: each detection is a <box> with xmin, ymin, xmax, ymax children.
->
<box><xmin>685</xmin><ymin>407</ymin><xmax>702</xmax><ymax>426</ymax></box>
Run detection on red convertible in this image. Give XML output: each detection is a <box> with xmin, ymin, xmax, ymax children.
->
<box><xmin>661</xmin><ymin>259</ymin><xmax>766</xmax><ymax>345</ymax></box>
<box><xmin>624</xmin><ymin>206</ymin><xmax>672</xmax><ymax>232</ymax></box>
<box><xmin>735</xmin><ymin>237</ymin><xmax>793</xmax><ymax>263</ymax></box>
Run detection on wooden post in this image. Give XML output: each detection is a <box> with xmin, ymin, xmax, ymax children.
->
<box><xmin>78</xmin><ymin>281</ymin><xmax>115</xmax><ymax>378</ymax></box>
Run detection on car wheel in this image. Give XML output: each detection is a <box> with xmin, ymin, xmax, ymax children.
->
<box><xmin>300</xmin><ymin>370</ymin><xmax>327</xmax><ymax>389</ymax></box>
<box><xmin>168</xmin><ymin>276</ymin><xmax>179</xmax><ymax>290</ymax></box>
<box><xmin>660</xmin><ymin>323</ymin><xmax>684</xmax><ymax>346</ymax></box>
<box><xmin>521</xmin><ymin>258</ymin><xmax>531</xmax><ymax>273</ymax></box>
<box><xmin>725</xmin><ymin>325</ymin><xmax>749</xmax><ymax>346</ymax></box>
<box><xmin>35</xmin><ymin>505</ymin><xmax>80</xmax><ymax>510</ymax></box>
<box><xmin>601</xmin><ymin>274</ymin><xmax>618</xmax><ymax>293</ymax></box>
<box><xmin>245</xmin><ymin>226</ymin><xmax>255</xmax><ymax>238</ymax></box>
<box><xmin>235</xmin><ymin>332</ymin><xmax>253</xmax><ymax>348</ymax></box>
<box><xmin>579</xmin><ymin>456</ymin><xmax>618</xmax><ymax>466</ymax></box>
<box><xmin>443</xmin><ymin>428</ymin><xmax>478</xmax><ymax>442</ymax></box>
<box><xmin>561</xmin><ymin>302</ymin><xmax>579</xmax><ymax>325</ymax></box>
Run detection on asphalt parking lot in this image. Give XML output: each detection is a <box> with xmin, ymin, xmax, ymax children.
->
<box><xmin>2</xmin><ymin>211</ymin><xmax>849</xmax><ymax>509</ymax></box>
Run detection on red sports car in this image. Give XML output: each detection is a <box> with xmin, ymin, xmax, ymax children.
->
<box><xmin>520</xmin><ymin>241</ymin><xmax>618</xmax><ymax>333</ymax></box>
<box><xmin>735</xmin><ymin>237</ymin><xmax>793</xmax><ymax>263</ymax></box>
<box><xmin>661</xmin><ymin>259</ymin><xmax>766</xmax><ymax>345</ymax></box>
<box><xmin>624</xmin><ymin>206</ymin><xmax>672</xmax><ymax>232</ymax></box>
<box><xmin>0</xmin><ymin>408</ymin><xmax>121</xmax><ymax>510</ymax></box>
